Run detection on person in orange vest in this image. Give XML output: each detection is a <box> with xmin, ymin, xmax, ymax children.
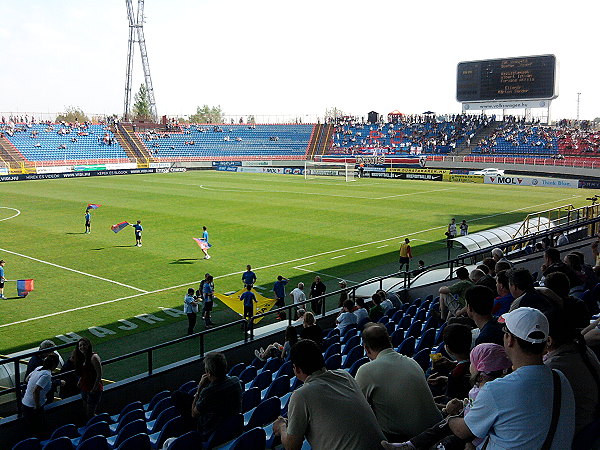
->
<box><xmin>399</xmin><ymin>238</ymin><xmax>413</xmax><ymax>272</ymax></box>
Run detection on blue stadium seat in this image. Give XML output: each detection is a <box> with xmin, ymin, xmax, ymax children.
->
<box><xmin>244</xmin><ymin>397</ymin><xmax>281</xmax><ymax>431</ymax></box>
<box><xmin>323</xmin><ymin>343</ymin><xmax>341</xmax><ymax>361</ymax></box>
<box><xmin>259</xmin><ymin>358</ymin><xmax>282</xmax><ymax>375</ymax></box>
<box><xmin>42</xmin><ymin>424</ymin><xmax>79</xmax><ymax>446</ymax></box>
<box><xmin>272</xmin><ymin>360</ymin><xmax>293</xmax><ymax>379</ymax></box>
<box><xmin>325</xmin><ymin>353</ymin><xmax>342</xmax><ymax>370</ymax></box>
<box><xmin>78</xmin><ymin>414</ymin><xmax>112</xmax><ymax>435</ymax></box>
<box><xmin>202</xmin><ymin>414</ymin><xmax>243</xmax><ymax>449</ymax></box>
<box><xmin>341</xmin><ymin>335</ymin><xmax>360</xmax><ymax>355</ymax></box>
<box><xmin>41</xmin><ymin>437</ymin><xmax>73</xmax><ymax>450</ymax></box>
<box><xmin>115</xmin><ymin>433</ymin><xmax>150</xmax><ymax>450</ymax></box>
<box><xmin>238</xmin><ymin>366</ymin><xmax>258</xmax><ymax>385</ymax></box>
<box><xmin>107</xmin><ymin>419</ymin><xmax>147</xmax><ymax>449</ymax></box>
<box><xmin>242</xmin><ymin>387</ymin><xmax>262</xmax><ymax>414</ymax></box>
<box><xmin>109</xmin><ymin>409</ymin><xmax>145</xmax><ymax>434</ymax></box>
<box><xmin>397</xmin><ymin>336</ymin><xmax>416</xmax><ymax>357</ymax></box>
<box><xmin>342</xmin><ymin>346</ymin><xmax>364</xmax><ymax>369</ymax></box>
<box><xmin>149</xmin><ymin>416</ymin><xmax>185</xmax><ymax>450</ymax></box>
<box><xmin>143</xmin><ymin>390</ymin><xmax>170</xmax><ymax>413</ymax></box>
<box><xmin>413</xmin><ymin>348</ymin><xmax>432</xmax><ymax>372</ymax></box>
<box><xmin>415</xmin><ymin>328</ymin><xmax>436</xmax><ymax>354</ymax></box>
<box><xmin>12</xmin><ymin>438</ymin><xmax>41</xmax><ymax>450</ymax></box>
<box><xmin>75</xmin><ymin>435</ymin><xmax>109</xmax><ymax>450</ymax></box>
<box><xmin>246</xmin><ymin>370</ymin><xmax>272</xmax><ymax>391</ymax></box>
<box><xmin>110</xmin><ymin>401</ymin><xmax>143</xmax><ymax>424</ymax></box>
<box><xmin>346</xmin><ymin>356</ymin><xmax>369</xmax><ymax>377</ymax></box>
<box><xmin>147</xmin><ymin>406</ymin><xmax>177</xmax><ymax>434</ymax></box>
<box><xmin>261</xmin><ymin>375</ymin><xmax>290</xmax><ymax>401</ymax></box>
<box><xmin>72</xmin><ymin>422</ymin><xmax>111</xmax><ymax>447</ymax></box>
<box><xmin>216</xmin><ymin>427</ymin><xmax>266</xmax><ymax>450</ymax></box>
<box><xmin>227</xmin><ymin>363</ymin><xmax>246</xmax><ymax>378</ymax></box>
<box><xmin>145</xmin><ymin>396</ymin><xmax>174</xmax><ymax>421</ymax></box>
<box><xmin>391</xmin><ymin>328</ymin><xmax>405</xmax><ymax>348</ymax></box>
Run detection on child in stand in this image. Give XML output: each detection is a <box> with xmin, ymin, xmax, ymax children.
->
<box><xmin>382</xmin><ymin>343</ymin><xmax>512</xmax><ymax>450</ymax></box>
<box><xmin>255</xmin><ymin>326</ymin><xmax>298</xmax><ymax>361</ymax></box>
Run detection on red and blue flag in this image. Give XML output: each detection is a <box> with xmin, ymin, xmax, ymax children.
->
<box><xmin>17</xmin><ymin>279</ymin><xmax>34</xmax><ymax>297</ymax></box>
<box><xmin>111</xmin><ymin>221</ymin><xmax>129</xmax><ymax>233</ymax></box>
<box><xmin>86</xmin><ymin>204</ymin><xmax>101</xmax><ymax>210</ymax></box>
<box><xmin>193</xmin><ymin>238</ymin><xmax>212</xmax><ymax>250</ymax></box>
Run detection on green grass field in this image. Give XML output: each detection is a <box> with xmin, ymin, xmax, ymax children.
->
<box><xmin>0</xmin><ymin>170</ymin><xmax>592</xmax><ymax>357</ymax></box>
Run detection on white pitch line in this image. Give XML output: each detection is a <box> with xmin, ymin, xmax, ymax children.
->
<box><xmin>355</xmin><ymin>250</ymin><xmax>368</xmax><ymax>254</ymax></box>
<box><xmin>0</xmin><ymin>193</ymin><xmax>581</xmax><ymax>329</ymax></box>
<box><xmin>377</xmin><ymin>245</ymin><xmax>388</xmax><ymax>248</ymax></box>
<box><xmin>330</xmin><ymin>255</ymin><xmax>346</xmax><ymax>259</ymax></box>
<box><xmin>294</xmin><ymin>262</ymin><xmax>316</xmax><ymax>268</ymax></box>
<box><xmin>294</xmin><ymin>267</ymin><xmax>359</xmax><ymax>284</ymax></box>
<box><xmin>0</xmin><ymin>207</ymin><xmax>21</xmax><ymax>222</ymax></box>
<box><xmin>0</xmin><ymin>248</ymin><xmax>148</xmax><ymax>293</ymax></box>
<box><xmin>373</xmin><ymin>187</ymin><xmax>455</xmax><ymax>200</ymax></box>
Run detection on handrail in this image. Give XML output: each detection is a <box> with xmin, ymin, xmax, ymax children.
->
<box><xmin>2</xmin><ymin>215</ymin><xmax>599</xmax><ymax>416</ymax></box>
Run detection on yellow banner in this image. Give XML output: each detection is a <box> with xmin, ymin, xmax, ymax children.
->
<box><xmin>450</xmin><ymin>174</ymin><xmax>484</xmax><ymax>183</ymax></box>
<box><xmin>387</xmin><ymin>167</ymin><xmax>450</xmax><ymax>174</ymax></box>
<box><xmin>214</xmin><ymin>288</ymin><xmax>277</xmax><ymax>323</ymax></box>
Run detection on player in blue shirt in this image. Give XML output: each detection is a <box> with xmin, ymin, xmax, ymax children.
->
<box><xmin>0</xmin><ymin>260</ymin><xmax>5</xmax><ymax>299</ymax></box>
<box><xmin>84</xmin><ymin>210</ymin><xmax>91</xmax><ymax>234</ymax></box>
<box><xmin>199</xmin><ymin>225</ymin><xmax>211</xmax><ymax>259</ymax></box>
<box><xmin>273</xmin><ymin>275</ymin><xmax>289</xmax><ymax>320</ymax></box>
<box><xmin>202</xmin><ymin>274</ymin><xmax>215</xmax><ymax>327</ymax></box>
<box><xmin>242</xmin><ymin>265</ymin><xmax>256</xmax><ymax>287</ymax></box>
<box><xmin>240</xmin><ymin>285</ymin><xmax>258</xmax><ymax>322</ymax></box>
<box><xmin>131</xmin><ymin>220</ymin><xmax>143</xmax><ymax>247</ymax></box>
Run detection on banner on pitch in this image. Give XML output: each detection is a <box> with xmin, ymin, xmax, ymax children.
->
<box><xmin>111</xmin><ymin>221</ymin><xmax>130</xmax><ymax>233</ymax></box>
<box><xmin>17</xmin><ymin>279</ymin><xmax>34</xmax><ymax>297</ymax></box>
<box><xmin>214</xmin><ymin>289</ymin><xmax>277</xmax><ymax>323</ymax></box>
<box><xmin>86</xmin><ymin>204</ymin><xmax>101</xmax><ymax>210</ymax></box>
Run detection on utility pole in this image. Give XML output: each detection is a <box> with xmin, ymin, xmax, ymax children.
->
<box><xmin>124</xmin><ymin>0</ymin><xmax>158</xmax><ymax>122</ymax></box>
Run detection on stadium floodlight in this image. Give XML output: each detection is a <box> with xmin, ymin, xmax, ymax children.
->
<box><xmin>124</xmin><ymin>0</ymin><xmax>158</xmax><ymax>122</ymax></box>
<box><xmin>304</xmin><ymin>160</ymin><xmax>356</xmax><ymax>182</ymax></box>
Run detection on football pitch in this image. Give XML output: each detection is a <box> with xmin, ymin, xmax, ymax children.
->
<box><xmin>0</xmin><ymin>170</ymin><xmax>590</xmax><ymax>355</ymax></box>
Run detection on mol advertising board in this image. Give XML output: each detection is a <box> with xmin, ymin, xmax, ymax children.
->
<box><xmin>484</xmin><ymin>175</ymin><xmax>578</xmax><ymax>188</ymax></box>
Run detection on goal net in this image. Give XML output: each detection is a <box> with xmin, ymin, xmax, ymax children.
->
<box><xmin>304</xmin><ymin>161</ymin><xmax>356</xmax><ymax>182</ymax></box>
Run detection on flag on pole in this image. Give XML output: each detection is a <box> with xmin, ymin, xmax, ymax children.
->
<box><xmin>17</xmin><ymin>279</ymin><xmax>34</xmax><ymax>297</ymax></box>
<box><xmin>86</xmin><ymin>204</ymin><xmax>101</xmax><ymax>210</ymax></box>
<box><xmin>111</xmin><ymin>221</ymin><xmax>130</xmax><ymax>233</ymax></box>
<box><xmin>193</xmin><ymin>237</ymin><xmax>212</xmax><ymax>251</ymax></box>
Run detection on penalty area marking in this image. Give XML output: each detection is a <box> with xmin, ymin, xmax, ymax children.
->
<box><xmin>0</xmin><ymin>207</ymin><xmax>21</xmax><ymax>222</ymax></box>
<box><xmin>0</xmin><ymin>193</ymin><xmax>582</xmax><ymax>329</ymax></box>
<box><xmin>0</xmin><ymin>248</ymin><xmax>148</xmax><ymax>293</ymax></box>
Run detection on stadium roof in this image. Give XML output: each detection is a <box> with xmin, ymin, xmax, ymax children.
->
<box><xmin>450</xmin><ymin>217</ymin><xmax>553</xmax><ymax>252</ymax></box>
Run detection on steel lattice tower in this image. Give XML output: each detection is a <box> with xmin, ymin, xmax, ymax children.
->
<box><xmin>124</xmin><ymin>0</ymin><xmax>158</xmax><ymax>121</ymax></box>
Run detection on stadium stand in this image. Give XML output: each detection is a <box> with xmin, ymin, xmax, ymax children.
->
<box><xmin>1</xmin><ymin>123</ymin><xmax>128</xmax><ymax>163</ymax></box>
<box><xmin>137</xmin><ymin>124</ymin><xmax>314</xmax><ymax>161</ymax></box>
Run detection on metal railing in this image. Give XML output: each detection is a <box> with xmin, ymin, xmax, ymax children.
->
<box><xmin>2</xmin><ymin>215</ymin><xmax>599</xmax><ymax>416</ymax></box>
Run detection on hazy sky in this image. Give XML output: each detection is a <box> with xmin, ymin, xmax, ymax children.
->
<box><xmin>0</xmin><ymin>0</ymin><xmax>598</xmax><ymax>121</ymax></box>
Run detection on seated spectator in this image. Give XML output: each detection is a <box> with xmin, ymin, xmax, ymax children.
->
<box><xmin>494</xmin><ymin>260</ymin><xmax>512</xmax><ymax>275</ymax></box>
<box><xmin>428</xmin><ymin>324</ymin><xmax>472</xmax><ymax>405</ymax></box>
<box><xmin>491</xmin><ymin>248</ymin><xmax>513</xmax><ymax>267</ymax></box>
<box><xmin>571</xmin><ymin>250</ymin><xmax>599</xmax><ymax>291</ymax></box>
<box><xmin>273</xmin><ymin>339</ymin><xmax>385</xmax><ymax>449</ymax></box>
<box><xmin>383</xmin><ymin>343</ymin><xmax>512</xmax><ymax>450</ymax></box>
<box><xmin>545</xmin><ymin>309</ymin><xmax>600</xmax><ymax>434</ymax></box>
<box><xmin>466</xmin><ymin>286</ymin><xmax>504</xmax><ymax>346</ymax></box>
<box><xmin>356</xmin><ymin>324</ymin><xmax>442</xmax><ymax>441</ymax></box>
<box><xmin>378</xmin><ymin>290</ymin><xmax>393</xmax><ymax>313</ymax></box>
<box><xmin>299</xmin><ymin>311</ymin><xmax>322</xmax><ymax>345</ymax></box>
<box><xmin>481</xmin><ymin>257</ymin><xmax>497</xmax><ymax>277</ymax></box>
<box><xmin>543</xmin><ymin>272</ymin><xmax>591</xmax><ymax>329</ymax></box>
<box><xmin>369</xmin><ymin>293</ymin><xmax>385</xmax><ymax>322</ymax></box>
<box><xmin>507</xmin><ymin>267</ymin><xmax>555</xmax><ymax>314</ymax></box>
<box><xmin>540</xmin><ymin>247</ymin><xmax>576</xmax><ymax>287</ymax></box>
<box><xmin>255</xmin><ymin>325</ymin><xmax>298</xmax><ymax>361</ymax></box>
<box><xmin>563</xmin><ymin>253</ymin><xmax>588</xmax><ymax>298</ymax></box>
<box><xmin>22</xmin><ymin>354</ymin><xmax>61</xmax><ymax>438</ymax></box>
<box><xmin>438</xmin><ymin>267</ymin><xmax>473</xmax><ymax>320</ymax></box>
<box><xmin>171</xmin><ymin>352</ymin><xmax>242</xmax><ymax>437</ymax></box>
<box><xmin>354</xmin><ymin>297</ymin><xmax>369</xmax><ymax>323</ymax></box>
<box><xmin>336</xmin><ymin>300</ymin><xmax>358</xmax><ymax>335</ymax></box>
<box><xmin>472</xmin><ymin>267</ymin><xmax>497</xmax><ymax>292</ymax></box>
<box><xmin>492</xmin><ymin>270</ymin><xmax>514</xmax><ymax>316</ymax></box>
<box><xmin>448</xmin><ymin>307</ymin><xmax>575</xmax><ymax>449</ymax></box>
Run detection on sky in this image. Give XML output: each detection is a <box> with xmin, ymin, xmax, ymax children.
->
<box><xmin>0</xmin><ymin>0</ymin><xmax>598</xmax><ymax>121</ymax></box>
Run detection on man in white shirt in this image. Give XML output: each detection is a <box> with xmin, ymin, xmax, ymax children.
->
<box><xmin>22</xmin><ymin>353</ymin><xmax>61</xmax><ymax>437</ymax></box>
<box><xmin>290</xmin><ymin>283</ymin><xmax>306</xmax><ymax>310</ymax></box>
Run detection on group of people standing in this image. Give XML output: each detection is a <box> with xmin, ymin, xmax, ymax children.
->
<box><xmin>446</xmin><ymin>218</ymin><xmax>469</xmax><ymax>248</ymax></box>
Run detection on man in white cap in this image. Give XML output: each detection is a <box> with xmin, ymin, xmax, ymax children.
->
<box><xmin>448</xmin><ymin>307</ymin><xmax>575</xmax><ymax>449</ymax></box>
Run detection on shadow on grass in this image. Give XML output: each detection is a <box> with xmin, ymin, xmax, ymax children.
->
<box><xmin>170</xmin><ymin>258</ymin><xmax>200</xmax><ymax>264</ymax></box>
<box><xmin>91</xmin><ymin>245</ymin><xmax>136</xmax><ymax>250</ymax></box>
<box><xmin>65</xmin><ymin>232</ymin><xmax>86</xmax><ymax>235</ymax></box>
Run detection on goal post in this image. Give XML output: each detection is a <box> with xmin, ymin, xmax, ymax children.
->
<box><xmin>304</xmin><ymin>160</ymin><xmax>356</xmax><ymax>182</ymax></box>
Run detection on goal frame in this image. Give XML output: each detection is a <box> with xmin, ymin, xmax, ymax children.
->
<box><xmin>304</xmin><ymin>160</ymin><xmax>356</xmax><ymax>182</ymax></box>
